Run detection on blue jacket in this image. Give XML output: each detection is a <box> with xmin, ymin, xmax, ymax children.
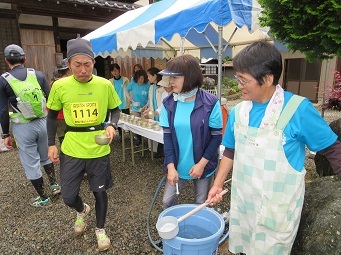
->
<box><xmin>162</xmin><ymin>89</ymin><xmax>222</xmax><ymax>178</ymax></box>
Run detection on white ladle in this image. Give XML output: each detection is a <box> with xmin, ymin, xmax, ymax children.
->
<box><xmin>156</xmin><ymin>189</ymin><xmax>228</xmax><ymax>239</ymax></box>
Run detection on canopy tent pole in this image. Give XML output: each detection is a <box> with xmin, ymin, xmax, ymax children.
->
<box><xmin>203</xmin><ymin>32</ymin><xmax>218</xmax><ymax>54</ymax></box>
<box><xmin>161</xmin><ymin>38</ymin><xmax>177</xmax><ymax>58</ymax></box>
<box><xmin>321</xmin><ymin>58</ymin><xmax>330</xmax><ymax>118</ymax></box>
<box><xmin>223</xmin><ymin>27</ymin><xmax>237</xmax><ymax>52</ymax></box>
<box><xmin>180</xmin><ymin>37</ymin><xmax>185</xmax><ymax>55</ymax></box>
<box><xmin>218</xmin><ymin>27</ymin><xmax>238</xmax><ymax>100</ymax></box>
<box><xmin>217</xmin><ymin>26</ymin><xmax>223</xmax><ymax>101</ymax></box>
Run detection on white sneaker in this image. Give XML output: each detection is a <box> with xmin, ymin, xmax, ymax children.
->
<box><xmin>74</xmin><ymin>203</ymin><xmax>90</xmax><ymax>235</ymax></box>
<box><xmin>95</xmin><ymin>228</ymin><xmax>111</xmax><ymax>251</ymax></box>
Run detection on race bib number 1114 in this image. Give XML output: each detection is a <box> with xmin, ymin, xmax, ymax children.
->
<box><xmin>71</xmin><ymin>101</ymin><xmax>99</xmax><ymax>124</ymax></box>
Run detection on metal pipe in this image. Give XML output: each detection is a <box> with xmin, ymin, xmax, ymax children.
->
<box><xmin>217</xmin><ymin>26</ymin><xmax>223</xmax><ymax>101</ymax></box>
<box><xmin>321</xmin><ymin>59</ymin><xmax>330</xmax><ymax>118</ymax></box>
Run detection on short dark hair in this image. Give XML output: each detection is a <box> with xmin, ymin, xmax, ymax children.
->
<box><xmin>233</xmin><ymin>40</ymin><xmax>282</xmax><ymax>85</ymax></box>
<box><xmin>133</xmin><ymin>69</ymin><xmax>148</xmax><ymax>84</ymax></box>
<box><xmin>147</xmin><ymin>67</ymin><xmax>162</xmax><ymax>83</ymax></box>
<box><xmin>133</xmin><ymin>64</ymin><xmax>143</xmax><ymax>73</ymax></box>
<box><xmin>110</xmin><ymin>63</ymin><xmax>120</xmax><ymax>72</ymax></box>
<box><xmin>165</xmin><ymin>54</ymin><xmax>202</xmax><ymax>93</ymax></box>
<box><xmin>5</xmin><ymin>56</ymin><xmax>25</xmax><ymax>65</ymax></box>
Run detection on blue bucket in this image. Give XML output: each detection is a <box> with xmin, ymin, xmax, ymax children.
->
<box><xmin>158</xmin><ymin>204</ymin><xmax>225</xmax><ymax>255</ymax></box>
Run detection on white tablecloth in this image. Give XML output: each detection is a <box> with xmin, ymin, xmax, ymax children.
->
<box><xmin>118</xmin><ymin>120</ymin><xmax>163</xmax><ymax>144</ymax></box>
<box><xmin>117</xmin><ymin>120</ymin><xmax>225</xmax><ymax>163</ymax></box>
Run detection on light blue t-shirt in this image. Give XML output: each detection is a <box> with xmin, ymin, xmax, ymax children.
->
<box><xmin>112</xmin><ymin>77</ymin><xmax>126</xmax><ymax>109</ymax></box>
<box><xmin>126</xmin><ymin>81</ymin><xmax>150</xmax><ymax>112</ymax></box>
<box><xmin>222</xmin><ymin>92</ymin><xmax>337</xmax><ymax>171</ymax></box>
<box><xmin>160</xmin><ymin>100</ymin><xmax>222</xmax><ymax>179</ymax></box>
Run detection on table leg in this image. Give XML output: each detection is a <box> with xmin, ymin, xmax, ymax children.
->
<box><xmin>142</xmin><ymin>136</ymin><xmax>144</xmax><ymax>157</ymax></box>
<box><xmin>151</xmin><ymin>140</ymin><xmax>154</xmax><ymax>160</ymax></box>
<box><xmin>122</xmin><ymin>130</ymin><xmax>126</xmax><ymax>162</ymax></box>
<box><xmin>130</xmin><ymin>131</ymin><xmax>135</xmax><ymax>166</ymax></box>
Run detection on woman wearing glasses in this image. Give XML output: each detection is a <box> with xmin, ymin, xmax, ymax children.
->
<box><xmin>207</xmin><ymin>41</ymin><xmax>341</xmax><ymax>255</ymax></box>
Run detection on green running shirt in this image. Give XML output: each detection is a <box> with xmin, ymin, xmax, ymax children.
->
<box><xmin>47</xmin><ymin>75</ymin><xmax>121</xmax><ymax>158</ymax></box>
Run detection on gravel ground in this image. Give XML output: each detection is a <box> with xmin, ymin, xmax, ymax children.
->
<box><xmin>0</xmin><ymin>98</ymin><xmax>339</xmax><ymax>255</ymax></box>
<box><xmin>0</xmin><ymin>139</ymin><xmax>167</xmax><ymax>254</ymax></box>
<box><xmin>0</xmin><ymin>135</ymin><xmax>230</xmax><ymax>255</ymax></box>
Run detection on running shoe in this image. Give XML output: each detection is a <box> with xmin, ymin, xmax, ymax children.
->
<box><xmin>95</xmin><ymin>228</ymin><xmax>111</xmax><ymax>251</ymax></box>
<box><xmin>29</xmin><ymin>196</ymin><xmax>52</xmax><ymax>207</ymax></box>
<box><xmin>50</xmin><ymin>183</ymin><xmax>61</xmax><ymax>195</ymax></box>
<box><xmin>74</xmin><ymin>203</ymin><xmax>90</xmax><ymax>236</ymax></box>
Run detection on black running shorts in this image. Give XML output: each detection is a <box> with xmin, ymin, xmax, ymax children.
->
<box><xmin>59</xmin><ymin>153</ymin><xmax>113</xmax><ymax>198</ymax></box>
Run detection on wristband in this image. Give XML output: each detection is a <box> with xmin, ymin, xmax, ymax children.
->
<box><xmin>104</xmin><ymin>122</ymin><xmax>116</xmax><ymax>129</ymax></box>
<box><xmin>1</xmin><ymin>133</ymin><xmax>10</xmax><ymax>139</ymax></box>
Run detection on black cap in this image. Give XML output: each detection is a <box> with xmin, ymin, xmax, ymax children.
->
<box><xmin>4</xmin><ymin>44</ymin><xmax>25</xmax><ymax>57</ymax></box>
<box><xmin>67</xmin><ymin>38</ymin><xmax>94</xmax><ymax>61</ymax></box>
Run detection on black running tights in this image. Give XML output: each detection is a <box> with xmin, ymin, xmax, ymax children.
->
<box><xmin>93</xmin><ymin>191</ymin><xmax>108</xmax><ymax>229</ymax></box>
<box><xmin>64</xmin><ymin>191</ymin><xmax>108</xmax><ymax>229</ymax></box>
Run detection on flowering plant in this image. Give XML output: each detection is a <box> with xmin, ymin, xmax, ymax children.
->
<box><xmin>323</xmin><ymin>70</ymin><xmax>341</xmax><ymax>111</ymax></box>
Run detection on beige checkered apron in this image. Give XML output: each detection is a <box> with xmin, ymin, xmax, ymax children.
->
<box><xmin>229</xmin><ymin>96</ymin><xmax>306</xmax><ymax>255</ymax></box>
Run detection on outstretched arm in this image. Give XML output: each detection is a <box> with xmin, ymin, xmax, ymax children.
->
<box><xmin>207</xmin><ymin>148</ymin><xmax>234</xmax><ymax>206</ymax></box>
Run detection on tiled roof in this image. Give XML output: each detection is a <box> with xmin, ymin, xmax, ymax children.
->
<box><xmin>66</xmin><ymin>0</ymin><xmax>141</xmax><ymax>10</ymax></box>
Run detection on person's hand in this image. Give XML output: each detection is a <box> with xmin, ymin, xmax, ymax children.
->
<box><xmin>4</xmin><ymin>136</ymin><xmax>13</xmax><ymax>150</ymax></box>
<box><xmin>48</xmin><ymin>145</ymin><xmax>60</xmax><ymax>163</ymax></box>
<box><xmin>105</xmin><ymin>126</ymin><xmax>116</xmax><ymax>143</ymax></box>
<box><xmin>206</xmin><ymin>185</ymin><xmax>223</xmax><ymax>207</ymax></box>
<box><xmin>143</xmin><ymin>108</ymin><xmax>149</xmax><ymax>117</ymax></box>
<box><xmin>167</xmin><ymin>168</ymin><xmax>178</xmax><ymax>186</ymax></box>
<box><xmin>189</xmin><ymin>162</ymin><xmax>205</xmax><ymax>179</ymax></box>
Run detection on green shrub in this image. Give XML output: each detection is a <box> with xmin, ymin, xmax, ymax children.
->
<box><xmin>222</xmin><ymin>77</ymin><xmax>240</xmax><ymax>95</ymax></box>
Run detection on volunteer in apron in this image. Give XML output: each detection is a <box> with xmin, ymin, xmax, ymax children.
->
<box><xmin>207</xmin><ymin>41</ymin><xmax>341</xmax><ymax>255</ymax></box>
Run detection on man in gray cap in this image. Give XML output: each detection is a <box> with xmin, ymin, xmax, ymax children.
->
<box><xmin>0</xmin><ymin>44</ymin><xmax>61</xmax><ymax>207</ymax></box>
<box><xmin>46</xmin><ymin>38</ymin><xmax>121</xmax><ymax>251</ymax></box>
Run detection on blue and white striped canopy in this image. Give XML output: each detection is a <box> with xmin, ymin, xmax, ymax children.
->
<box><xmin>84</xmin><ymin>0</ymin><xmax>265</xmax><ymax>59</ymax></box>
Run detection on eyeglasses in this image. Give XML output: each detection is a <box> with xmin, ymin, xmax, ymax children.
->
<box><xmin>234</xmin><ymin>75</ymin><xmax>253</xmax><ymax>87</ymax></box>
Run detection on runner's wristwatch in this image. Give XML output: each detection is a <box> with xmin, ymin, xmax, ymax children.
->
<box><xmin>1</xmin><ymin>133</ymin><xmax>10</xmax><ymax>139</ymax></box>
